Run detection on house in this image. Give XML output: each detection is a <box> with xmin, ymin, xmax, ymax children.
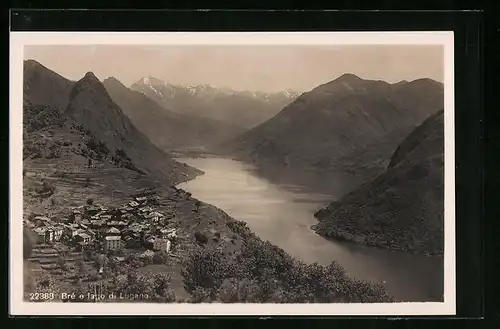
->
<box><xmin>129</xmin><ymin>201</ymin><xmax>139</xmax><ymax>208</ymax></box>
<box><xmin>33</xmin><ymin>216</ymin><xmax>52</xmax><ymax>226</ymax></box>
<box><xmin>139</xmin><ymin>206</ymin><xmax>153</xmax><ymax>213</ymax></box>
<box><xmin>104</xmin><ymin>235</ymin><xmax>123</xmax><ymax>251</ymax></box>
<box><xmin>51</xmin><ymin>226</ymin><xmax>63</xmax><ymax>241</ymax></box>
<box><xmin>45</xmin><ymin>226</ymin><xmax>62</xmax><ymax>243</ymax></box>
<box><xmin>160</xmin><ymin>228</ymin><xmax>177</xmax><ymax>239</ymax></box>
<box><xmin>74</xmin><ymin>232</ymin><xmax>92</xmax><ymax>244</ymax></box>
<box><xmin>86</xmin><ymin>228</ymin><xmax>96</xmax><ymax>238</ymax></box>
<box><xmin>106</xmin><ymin>227</ymin><xmax>121</xmax><ymax>236</ymax></box>
<box><xmin>135</xmin><ymin>196</ymin><xmax>147</xmax><ymax>203</ymax></box>
<box><xmin>148</xmin><ymin>212</ymin><xmax>165</xmax><ymax>222</ymax></box>
<box><xmin>34</xmin><ymin>227</ymin><xmax>47</xmax><ymax>243</ymax></box>
<box><xmin>61</xmin><ymin>224</ymin><xmax>76</xmax><ymax>238</ymax></box>
<box><xmin>90</xmin><ymin>219</ymin><xmax>105</xmax><ymax>228</ymax></box>
<box><xmin>71</xmin><ymin>210</ymin><xmax>82</xmax><ymax>222</ymax></box>
<box><xmin>139</xmin><ymin>250</ymin><xmax>155</xmax><ymax>259</ymax></box>
<box><xmin>86</xmin><ymin>205</ymin><xmax>101</xmax><ymax>213</ymax></box>
<box><xmin>123</xmin><ymin>235</ymin><xmax>141</xmax><ymax>249</ymax></box>
<box><xmin>99</xmin><ymin>214</ymin><xmax>113</xmax><ymax>221</ymax></box>
<box><xmin>153</xmin><ymin>238</ymin><xmax>171</xmax><ymax>252</ymax></box>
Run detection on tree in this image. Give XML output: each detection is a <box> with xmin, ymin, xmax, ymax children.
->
<box><xmin>194</xmin><ymin>231</ymin><xmax>208</xmax><ymax>245</ymax></box>
<box><xmin>181</xmin><ymin>249</ymin><xmax>231</xmax><ymax>293</ymax></box>
<box><xmin>86</xmin><ymin>198</ymin><xmax>94</xmax><ymax>205</ymax></box>
<box><xmin>153</xmin><ymin>273</ymin><xmax>175</xmax><ymax>301</ymax></box>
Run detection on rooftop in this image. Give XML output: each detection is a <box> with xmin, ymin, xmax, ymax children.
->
<box><xmin>77</xmin><ymin>233</ymin><xmax>91</xmax><ymax>239</ymax></box>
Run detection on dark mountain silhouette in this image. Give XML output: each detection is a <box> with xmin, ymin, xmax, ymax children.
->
<box><xmin>23</xmin><ymin>60</ymin><xmax>75</xmax><ymax>111</ymax></box>
<box><xmin>313</xmin><ymin>110</ymin><xmax>444</xmax><ymax>256</ymax></box>
<box><xmin>65</xmin><ymin>72</ymin><xmax>200</xmax><ymax>184</ymax></box>
<box><xmin>102</xmin><ymin>77</ymin><xmax>241</xmax><ymax>151</ymax></box>
<box><xmin>222</xmin><ymin>73</ymin><xmax>444</xmax><ymax>176</ymax></box>
<box><xmin>131</xmin><ymin>77</ymin><xmax>300</xmax><ymax>129</ymax></box>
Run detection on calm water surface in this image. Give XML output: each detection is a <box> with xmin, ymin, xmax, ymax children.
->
<box><xmin>176</xmin><ymin>157</ymin><xmax>443</xmax><ymax>302</ymax></box>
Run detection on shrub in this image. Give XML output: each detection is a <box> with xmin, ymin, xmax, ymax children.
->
<box><xmin>86</xmin><ymin>138</ymin><xmax>109</xmax><ymax>155</ymax></box>
<box><xmin>153</xmin><ymin>250</ymin><xmax>170</xmax><ymax>265</ymax></box>
<box><xmin>38</xmin><ymin>181</ymin><xmax>55</xmax><ymax>197</ymax></box>
<box><xmin>194</xmin><ymin>231</ymin><xmax>208</xmax><ymax>245</ymax></box>
<box><xmin>181</xmin><ymin>249</ymin><xmax>233</xmax><ymax>293</ymax></box>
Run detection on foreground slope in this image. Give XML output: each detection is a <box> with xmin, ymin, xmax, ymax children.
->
<box><xmin>23</xmin><ymin>60</ymin><xmax>75</xmax><ymax>110</ymax></box>
<box><xmin>313</xmin><ymin>110</ymin><xmax>445</xmax><ymax>256</ymax></box>
<box><xmin>223</xmin><ymin>74</ymin><xmax>443</xmax><ymax>177</ymax></box>
<box><xmin>103</xmin><ymin>77</ymin><xmax>241</xmax><ymax>151</ymax></box>
<box><xmin>65</xmin><ymin>72</ymin><xmax>200</xmax><ymax>184</ymax></box>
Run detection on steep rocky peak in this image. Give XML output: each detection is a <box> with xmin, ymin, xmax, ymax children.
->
<box><xmin>69</xmin><ymin>71</ymin><xmax>113</xmax><ymax>105</ymax></box>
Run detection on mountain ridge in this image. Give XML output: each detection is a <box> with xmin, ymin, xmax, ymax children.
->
<box><xmin>313</xmin><ymin>109</ymin><xmax>445</xmax><ymax>256</ymax></box>
<box><xmin>102</xmin><ymin>76</ymin><xmax>242</xmax><ymax>151</ymax></box>
<box><xmin>65</xmin><ymin>71</ymin><xmax>200</xmax><ymax>184</ymax></box>
<box><xmin>221</xmin><ymin>73</ymin><xmax>444</xmax><ymax>179</ymax></box>
<box><xmin>131</xmin><ymin>76</ymin><xmax>301</xmax><ymax>129</ymax></box>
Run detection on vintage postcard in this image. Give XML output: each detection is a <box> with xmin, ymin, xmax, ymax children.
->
<box><xmin>10</xmin><ymin>31</ymin><xmax>455</xmax><ymax>315</ymax></box>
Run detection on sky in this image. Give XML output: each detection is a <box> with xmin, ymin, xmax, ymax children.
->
<box><xmin>24</xmin><ymin>45</ymin><xmax>444</xmax><ymax>93</ymax></box>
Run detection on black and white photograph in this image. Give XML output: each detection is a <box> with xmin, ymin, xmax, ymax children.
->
<box><xmin>9</xmin><ymin>32</ymin><xmax>455</xmax><ymax>316</ymax></box>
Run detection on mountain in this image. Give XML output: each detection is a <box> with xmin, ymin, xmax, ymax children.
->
<box><xmin>23</xmin><ymin>60</ymin><xmax>75</xmax><ymax>111</ymax></box>
<box><xmin>222</xmin><ymin>74</ymin><xmax>444</xmax><ymax>176</ymax></box>
<box><xmin>313</xmin><ymin>110</ymin><xmax>444</xmax><ymax>256</ymax></box>
<box><xmin>131</xmin><ymin>77</ymin><xmax>300</xmax><ymax>129</ymax></box>
<box><xmin>102</xmin><ymin>77</ymin><xmax>241</xmax><ymax>151</ymax></box>
<box><xmin>65</xmin><ymin>72</ymin><xmax>200</xmax><ymax>184</ymax></box>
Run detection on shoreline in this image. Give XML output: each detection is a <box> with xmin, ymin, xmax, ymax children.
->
<box><xmin>311</xmin><ymin>223</ymin><xmax>444</xmax><ymax>258</ymax></box>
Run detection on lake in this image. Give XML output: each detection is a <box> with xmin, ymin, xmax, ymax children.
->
<box><xmin>176</xmin><ymin>156</ymin><xmax>443</xmax><ymax>302</ymax></box>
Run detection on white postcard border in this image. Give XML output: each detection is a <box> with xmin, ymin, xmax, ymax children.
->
<box><xmin>9</xmin><ymin>31</ymin><xmax>455</xmax><ymax>316</ymax></box>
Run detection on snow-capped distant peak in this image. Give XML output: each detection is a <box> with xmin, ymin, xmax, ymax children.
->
<box><xmin>134</xmin><ymin>77</ymin><xmax>167</xmax><ymax>97</ymax></box>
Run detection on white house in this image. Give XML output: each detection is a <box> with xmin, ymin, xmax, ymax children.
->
<box><xmin>104</xmin><ymin>235</ymin><xmax>123</xmax><ymax>251</ymax></box>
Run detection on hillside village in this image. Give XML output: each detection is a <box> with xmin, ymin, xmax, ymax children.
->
<box><xmin>25</xmin><ymin>192</ymin><xmax>178</xmax><ymax>255</ymax></box>
<box><xmin>23</xmin><ymin>187</ymin><xmax>223</xmax><ymax>301</ymax></box>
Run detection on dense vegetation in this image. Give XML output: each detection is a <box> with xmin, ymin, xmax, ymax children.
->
<box><xmin>182</xmin><ymin>221</ymin><xmax>393</xmax><ymax>303</ymax></box>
